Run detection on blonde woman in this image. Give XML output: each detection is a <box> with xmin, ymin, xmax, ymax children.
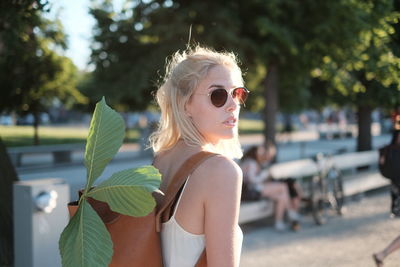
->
<box><xmin>151</xmin><ymin>46</ymin><xmax>248</xmax><ymax>267</ymax></box>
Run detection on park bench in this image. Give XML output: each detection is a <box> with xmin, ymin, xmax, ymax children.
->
<box><xmin>318</xmin><ymin>123</ymin><xmax>354</xmax><ymax>140</ymax></box>
<box><xmin>7</xmin><ymin>143</ymin><xmax>86</xmax><ymax>167</ymax></box>
<box><xmin>328</xmin><ymin>150</ymin><xmax>390</xmax><ymax>196</ymax></box>
<box><xmin>238</xmin><ymin>150</ymin><xmax>390</xmax><ymax>225</ymax></box>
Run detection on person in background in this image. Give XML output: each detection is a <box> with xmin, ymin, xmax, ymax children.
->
<box><xmin>373</xmin><ymin>235</ymin><xmax>400</xmax><ymax>267</ymax></box>
<box><xmin>378</xmin><ymin>121</ymin><xmax>400</xmax><ymax>217</ymax></box>
<box><xmin>240</xmin><ymin>144</ymin><xmax>302</xmax><ymax>231</ymax></box>
<box><xmin>373</xmin><ymin>118</ymin><xmax>400</xmax><ymax>266</ymax></box>
<box><xmin>389</xmin><ymin>129</ymin><xmax>400</xmax><ymax>218</ymax></box>
<box><xmin>390</xmin><ymin>106</ymin><xmax>400</xmax><ymax>129</ymax></box>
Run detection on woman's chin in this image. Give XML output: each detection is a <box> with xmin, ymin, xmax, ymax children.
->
<box><xmin>204</xmin><ymin>128</ymin><xmax>238</xmax><ymax>144</ymax></box>
<box><xmin>218</xmin><ymin>131</ymin><xmax>237</xmax><ymax>141</ymax></box>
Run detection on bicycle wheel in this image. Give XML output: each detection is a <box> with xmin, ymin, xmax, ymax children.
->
<box><xmin>326</xmin><ymin>167</ymin><xmax>345</xmax><ymax>215</ymax></box>
<box><xmin>310</xmin><ymin>175</ymin><xmax>327</xmax><ymax>225</ymax></box>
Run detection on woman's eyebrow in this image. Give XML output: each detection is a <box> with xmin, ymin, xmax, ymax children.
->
<box><xmin>208</xmin><ymin>84</ymin><xmax>225</xmax><ymax>89</ymax></box>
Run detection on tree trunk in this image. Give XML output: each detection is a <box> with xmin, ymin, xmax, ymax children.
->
<box><xmin>357</xmin><ymin>105</ymin><xmax>372</xmax><ymax>151</ymax></box>
<box><xmin>283</xmin><ymin>113</ymin><xmax>293</xmax><ymax>143</ymax></box>
<box><xmin>0</xmin><ymin>138</ymin><xmax>19</xmax><ymax>265</ymax></box>
<box><xmin>262</xmin><ymin>63</ymin><xmax>279</xmax><ymax>146</ymax></box>
<box><xmin>33</xmin><ymin>110</ymin><xmax>40</xmax><ymax>145</ymax></box>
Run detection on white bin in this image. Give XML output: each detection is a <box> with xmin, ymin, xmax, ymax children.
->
<box><xmin>13</xmin><ymin>178</ymin><xmax>69</xmax><ymax>267</ymax></box>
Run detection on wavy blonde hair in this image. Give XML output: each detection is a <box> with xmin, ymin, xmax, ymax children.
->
<box><xmin>150</xmin><ymin>46</ymin><xmax>244</xmax><ymax>159</ymax></box>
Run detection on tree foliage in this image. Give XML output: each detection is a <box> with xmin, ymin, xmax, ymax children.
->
<box><xmin>310</xmin><ymin>0</ymin><xmax>400</xmax><ymax>150</ymax></box>
<box><xmin>314</xmin><ymin>1</ymin><xmax>400</xmax><ymax>106</ymax></box>
<box><xmin>0</xmin><ymin>0</ymin><xmax>86</xmax><ymax>144</ymax></box>
<box><xmin>85</xmin><ymin>0</ymin><xmax>246</xmax><ymax>111</ymax></box>
<box><xmin>233</xmin><ymin>0</ymin><xmax>400</xmax><ymax>144</ymax></box>
<box><xmin>86</xmin><ymin>0</ymin><xmax>400</xmax><ymax>147</ymax></box>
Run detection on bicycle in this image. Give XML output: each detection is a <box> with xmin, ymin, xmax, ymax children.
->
<box><xmin>309</xmin><ymin>152</ymin><xmax>345</xmax><ymax>225</ymax></box>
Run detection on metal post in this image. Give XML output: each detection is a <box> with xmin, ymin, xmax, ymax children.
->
<box><xmin>13</xmin><ymin>178</ymin><xmax>69</xmax><ymax>267</ymax></box>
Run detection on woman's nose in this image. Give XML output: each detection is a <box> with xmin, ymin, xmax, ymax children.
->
<box><xmin>225</xmin><ymin>93</ymin><xmax>239</xmax><ymax>112</ymax></box>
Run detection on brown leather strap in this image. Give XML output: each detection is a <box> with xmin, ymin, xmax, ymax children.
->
<box><xmin>155</xmin><ymin>151</ymin><xmax>217</xmax><ymax>232</ymax></box>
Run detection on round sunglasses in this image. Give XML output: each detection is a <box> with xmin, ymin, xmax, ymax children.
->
<box><xmin>196</xmin><ymin>87</ymin><xmax>250</xmax><ymax>108</ymax></box>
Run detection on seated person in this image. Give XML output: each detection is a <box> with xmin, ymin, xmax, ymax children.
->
<box><xmin>240</xmin><ymin>144</ymin><xmax>302</xmax><ymax>231</ymax></box>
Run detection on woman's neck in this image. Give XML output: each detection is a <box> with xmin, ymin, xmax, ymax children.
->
<box><xmin>173</xmin><ymin>139</ymin><xmax>203</xmax><ymax>153</ymax></box>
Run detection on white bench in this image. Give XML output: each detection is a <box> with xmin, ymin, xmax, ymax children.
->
<box><xmin>7</xmin><ymin>143</ymin><xmax>85</xmax><ymax>167</ymax></box>
<box><xmin>329</xmin><ymin>150</ymin><xmax>390</xmax><ymax>196</ymax></box>
<box><xmin>239</xmin><ymin>200</ymin><xmax>273</xmax><ymax>224</ymax></box>
<box><xmin>268</xmin><ymin>158</ymin><xmax>319</xmax><ymax>180</ymax></box>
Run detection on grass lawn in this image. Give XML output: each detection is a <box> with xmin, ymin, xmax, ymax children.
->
<box><xmin>0</xmin><ymin>119</ymin><xmax>263</xmax><ymax>147</ymax></box>
<box><xmin>0</xmin><ymin>126</ymin><xmax>140</xmax><ymax>147</ymax></box>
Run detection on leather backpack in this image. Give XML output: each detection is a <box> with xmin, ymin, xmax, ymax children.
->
<box><xmin>68</xmin><ymin>151</ymin><xmax>216</xmax><ymax>266</ymax></box>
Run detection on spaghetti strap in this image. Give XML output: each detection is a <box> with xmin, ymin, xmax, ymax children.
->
<box><xmin>171</xmin><ymin>175</ymin><xmax>191</xmax><ymax>218</ymax></box>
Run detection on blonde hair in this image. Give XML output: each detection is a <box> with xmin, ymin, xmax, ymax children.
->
<box><xmin>149</xmin><ymin>45</ymin><xmax>244</xmax><ymax>159</ymax></box>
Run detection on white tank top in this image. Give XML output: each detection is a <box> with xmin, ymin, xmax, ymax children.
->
<box><xmin>161</xmin><ymin>176</ymin><xmax>243</xmax><ymax>267</ymax></box>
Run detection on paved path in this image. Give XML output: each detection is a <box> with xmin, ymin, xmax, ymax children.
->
<box><xmin>240</xmin><ymin>190</ymin><xmax>400</xmax><ymax>267</ymax></box>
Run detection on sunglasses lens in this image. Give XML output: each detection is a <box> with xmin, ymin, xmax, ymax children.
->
<box><xmin>233</xmin><ymin>87</ymin><xmax>249</xmax><ymax>104</ymax></box>
<box><xmin>210</xmin><ymin>89</ymin><xmax>228</xmax><ymax>107</ymax></box>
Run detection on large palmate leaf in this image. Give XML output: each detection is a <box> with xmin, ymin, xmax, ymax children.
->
<box><xmin>59</xmin><ymin>200</ymin><xmax>113</xmax><ymax>267</ymax></box>
<box><xmin>84</xmin><ymin>97</ymin><xmax>125</xmax><ymax>191</ymax></box>
<box><xmin>59</xmin><ymin>98</ymin><xmax>162</xmax><ymax>267</ymax></box>
<box><xmin>87</xmin><ymin>166</ymin><xmax>162</xmax><ymax>217</ymax></box>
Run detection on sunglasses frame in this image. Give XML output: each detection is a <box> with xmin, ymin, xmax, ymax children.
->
<box><xmin>196</xmin><ymin>87</ymin><xmax>250</xmax><ymax>108</ymax></box>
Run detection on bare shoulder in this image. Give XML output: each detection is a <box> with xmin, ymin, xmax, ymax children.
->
<box><xmin>192</xmin><ymin>154</ymin><xmax>243</xmax><ymax>189</ymax></box>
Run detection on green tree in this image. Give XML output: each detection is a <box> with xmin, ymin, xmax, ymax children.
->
<box><xmin>312</xmin><ymin>0</ymin><xmax>400</xmax><ymax>150</ymax></box>
<box><xmin>147</xmin><ymin>1</ymin><xmax>392</xmax><ymax>147</ymax></box>
<box><xmin>0</xmin><ymin>1</ymin><xmax>46</xmax><ymax>264</ymax></box>
<box><xmin>85</xmin><ymin>0</ymin><xmax>245</xmax><ymax>112</ymax></box>
<box><xmin>0</xmin><ymin>1</ymin><xmax>85</xmax><ymax>264</ymax></box>
<box><xmin>87</xmin><ymin>0</ymin><xmax>399</xmax><ymax>150</ymax></box>
<box><xmin>233</xmin><ymin>0</ymin><xmax>395</xmax><ymax>145</ymax></box>
<box><xmin>0</xmin><ymin>0</ymin><xmax>86</xmax><ymax>145</ymax></box>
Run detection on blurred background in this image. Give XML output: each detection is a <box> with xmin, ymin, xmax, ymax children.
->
<box><xmin>1</xmin><ymin>0</ymin><xmax>399</xmax><ymax>148</ymax></box>
<box><xmin>1</xmin><ymin>0</ymin><xmax>400</xmax><ymax>266</ymax></box>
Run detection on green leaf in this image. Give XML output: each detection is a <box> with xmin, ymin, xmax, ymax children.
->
<box><xmin>59</xmin><ymin>200</ymin><xmax>113</xmax><ymax>267</ymax></box>
<box><xmin>86</xmin><ymin>166</ymin><xmax>162</xmax><ymax>217</ymax></box>
<box><xmin>84</xmin><ymin>97</ymin><xmax>125</xmax><ymax>191</ymax></box>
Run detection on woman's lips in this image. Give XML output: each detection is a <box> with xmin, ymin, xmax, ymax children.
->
<box><xmin>223</xmin><ymin>117</ymin><xmax>237</xmax><ymax>127</ymax></box>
